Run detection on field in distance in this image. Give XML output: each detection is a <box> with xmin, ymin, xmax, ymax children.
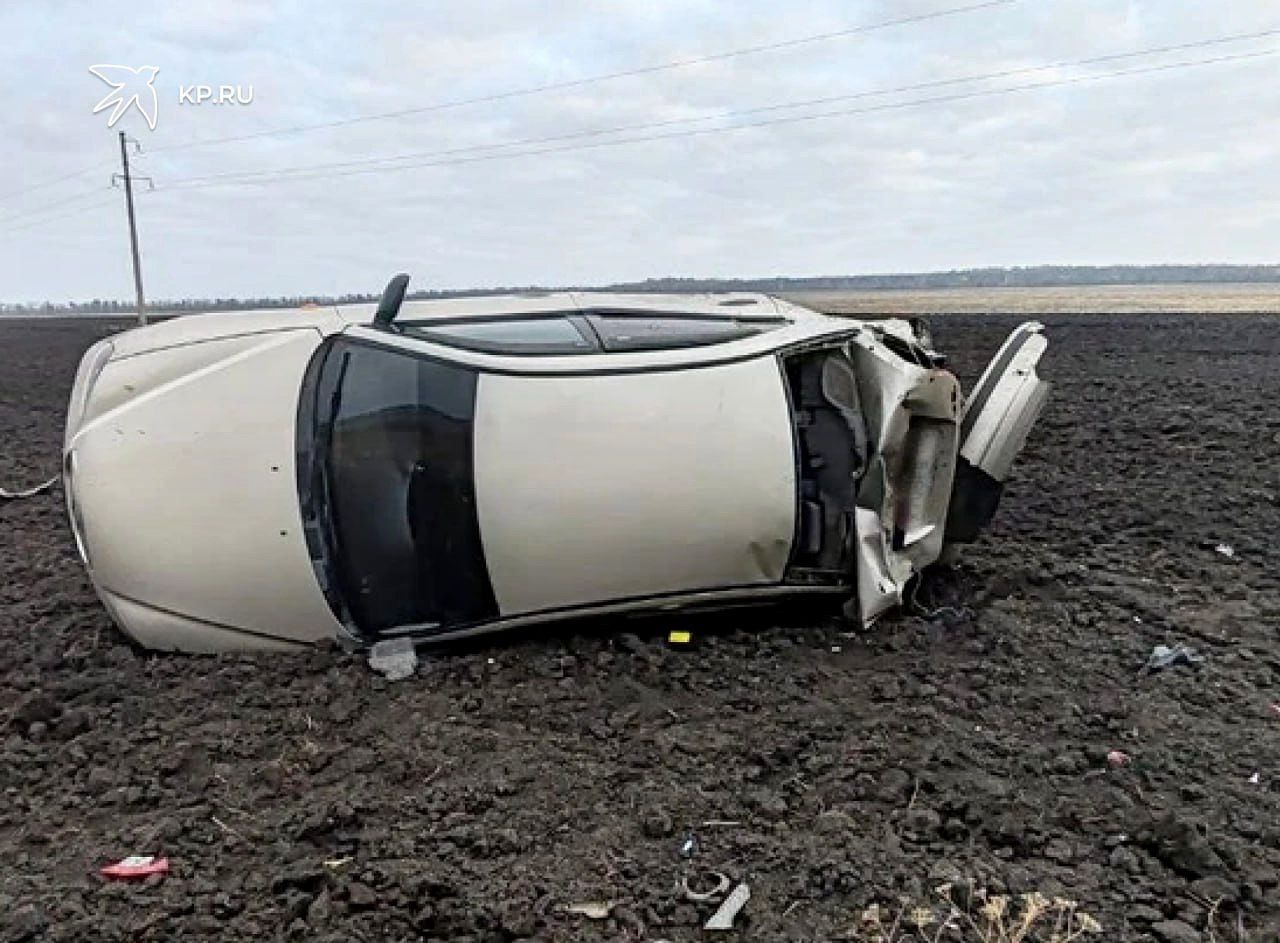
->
<box><xmin>785</xmin><ymin>281</ymin><xmax>1280</xmax><ymax>315</ymax></box>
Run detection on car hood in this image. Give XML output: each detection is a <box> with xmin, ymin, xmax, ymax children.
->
<box><xmin>110</xmin><ymin>306</ymin><xmax>345</xmax><ymax>360</ymax></box>
<box><xmin>64</xmin><ymin>327</ymin><xmax>344</xmax><ymax>651</ymax></box>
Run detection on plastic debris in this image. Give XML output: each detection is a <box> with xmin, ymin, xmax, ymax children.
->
<box><xmin>1249</xmin><ymin>772</ymin><xmax>1261</xmax><ymax>786</ymax></box>
<box><xmin>100</xmin><ymin>855</ymin><xmax>170</xmax><ymax>881</ymax></box>
<box><xmin>667</xmin><ymin>629</ymin><xmax>693</xmax><ymax>646</ymax></box>
<box><xmin>1269</xmin><ymin>703</ymin><xmax>1280</xmax><ymax>718</ymax></box>
<box><xmin>1106</xmin><ymin>750</ymin><xmax>1131</xmax><ymax>769</ymax></box>
<box><xmin>565</xmin><ymin>901</ymin><xmax>615</xmax><ymax>920</ymax></box>
<box><xmin>368</xmin><ymin>638</ymin><xmax>418</xmax><ymax>681</ymax></box>
<box><xmin>1143</xmin><ymin>644</ymin><xmax>1204</xmax><ymax>674</ymax></box>
<box><xmin>1214</xmin><ymin>543</ymin><xmax>1235</xmax><ymax>558</ymax></box>
<box><xmin>704</xmin><ymin>882</ymin><xmax>750</xmax><ymax>931</ymax></box>
<box><xmin>0</xmin><ymin>476</ymin><xmax>57</xmax><ymax>501</ymax></box>
<box><xmin>681</xmin><ymin>871</ymin><xmax>731</xmax><ymax>903</ymax></box>
<box><xmin>679</xmin><ymin>833</ymin><xmax>699</xmax><ymax>858</ymax></box>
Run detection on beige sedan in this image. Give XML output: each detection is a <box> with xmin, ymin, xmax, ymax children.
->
<box><xmin>63</xmin><ymin>277</ymin><xmax>1048</xmax><ymax>652</ymax></box>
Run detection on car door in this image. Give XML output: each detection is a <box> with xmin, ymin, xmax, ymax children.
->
<box><xmin>945</xmin><ymin>321</ymin><xmax>1050</xmax><ymax>543</ymax></box>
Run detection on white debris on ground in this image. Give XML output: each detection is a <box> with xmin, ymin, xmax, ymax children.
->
<box><xmin>367</xmin><ymin>638</ymin><xmax>418</xmax><ymax>681</ymax></box>
<box><xmin>704</xmin><ymin>882</ymin><xmax>751</xmax><ymax>931</ymax></box>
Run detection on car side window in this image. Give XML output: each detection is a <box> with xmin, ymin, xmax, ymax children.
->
<box><xmin>587</xmin><ymin>314</ymin><xmax>781</xmax><ymax>352</ymax></box>
<box><xmin>396</xmin><ymin>312</ymin><xmax>786</xmax><ymax>355</ymax></box>
<box><xmin>399</xmin><ymin>317</ymin><xmax>594</xmax><ymax>355</ymax></box>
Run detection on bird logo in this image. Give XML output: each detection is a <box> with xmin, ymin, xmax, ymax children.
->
<box><xmin>89</xmin><ymin>65</ymin><xmax>160</xmax><ymax>130</ymax></box>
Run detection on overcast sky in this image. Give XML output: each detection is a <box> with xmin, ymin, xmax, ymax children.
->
<box><xmin>1</xmin><ymin>0</ymin><xmax>1278</xmax><ymax>303</ymax></box>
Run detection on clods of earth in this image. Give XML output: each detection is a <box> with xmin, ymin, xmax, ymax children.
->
<box><xmin>2</xmin><ymin>312</ymin><xmax>1279</xmax><ymax>941</ymax></box>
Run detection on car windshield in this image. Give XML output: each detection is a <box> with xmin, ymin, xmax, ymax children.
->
<box><xmin>301</xmin><ymin>339</ymin><xmax>498</xmax><ymax>636</ymax></box>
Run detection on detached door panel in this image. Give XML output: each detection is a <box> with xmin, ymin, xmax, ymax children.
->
<box><xmin>946</xmin><ymin>322</ymin><xmax>1050</xmax><ymax>543</ymax></box>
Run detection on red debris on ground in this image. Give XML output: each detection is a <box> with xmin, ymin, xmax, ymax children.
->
<box><xmin>100</xmin><ymin>856</ymin><xmax>170</xmax><ymax>881</ymax></box>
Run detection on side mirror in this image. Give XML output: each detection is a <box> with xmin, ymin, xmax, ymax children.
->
<box><xmin>373</xmin><ymin>273</ymin><xmax>411</xmax><ymax>328</ymax></box>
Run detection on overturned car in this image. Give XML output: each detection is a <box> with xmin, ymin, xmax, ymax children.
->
<box><xmin>63</xmin><ymin>277</ymin><xmax>1048</xmax><ymax>653</ymax></box>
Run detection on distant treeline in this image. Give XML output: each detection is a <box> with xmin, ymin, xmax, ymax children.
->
<box><xmin>5</xmin><ymin>264</ymin><xmax>1279</xmax><ymax>314</ymax></box>
<box><xmin>616</xmin><ymin>264</ymin><xmax>1280</xmax><ymax>292</ymax></box>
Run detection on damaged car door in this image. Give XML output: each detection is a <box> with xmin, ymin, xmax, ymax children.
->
<box><xmin>945</xmin><ymin>322</ymin><xmax>1051</xmax><ymax>544</ymax></box>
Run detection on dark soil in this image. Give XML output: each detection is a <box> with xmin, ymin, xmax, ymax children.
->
<box><xmin>2</xmin><ymin>313</ymin><xmax>1279</xmax><ymax>942</ymax></box>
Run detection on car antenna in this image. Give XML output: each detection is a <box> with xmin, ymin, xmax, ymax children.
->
<box><xmin>373</xmin><ymin>273</ymin><xmax>411</xmax><ymax>328</ymax></box>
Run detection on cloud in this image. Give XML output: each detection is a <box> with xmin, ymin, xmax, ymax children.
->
<box><xmin>0</xmin><ymin>0</ymin><xmax>1277</xmax><ymax>302</ymax></box>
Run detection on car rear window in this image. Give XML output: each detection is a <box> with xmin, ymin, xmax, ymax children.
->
<box><xmin>398</xmin><ymin>312</ymin><xmax>785</xmax><ymax>355</ymax></box>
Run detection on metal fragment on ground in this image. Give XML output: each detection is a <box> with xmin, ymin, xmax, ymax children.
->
<box><xmin>704</xmin><ymin>882</ymin><xmax>750</xmax><ymax>930</ymax></box>
<box><xmin>1144</xmin><ymin>644</ymin><xmax>1203</xmax><ymax>673</ymax></box>
<box><xmin>367</xmin><ymin>638</ymin><xmax>418</xmax><ymax>681</ymax></box>
<box><xmin>681</xmin><ymin>871</ymin><xmax>730</xmax><ymax>902</ymax></box>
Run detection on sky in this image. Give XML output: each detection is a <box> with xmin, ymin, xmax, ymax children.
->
<box><xmin>1</xmin><ymin>0</ymin><xmax>1278</xmax><ymax>303</ymax></box>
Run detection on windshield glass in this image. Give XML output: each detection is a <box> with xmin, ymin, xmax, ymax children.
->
<box><xmin>300</xmin><ymin>338</ymin><xmax>498</xmax><ymax>637</ymax></box>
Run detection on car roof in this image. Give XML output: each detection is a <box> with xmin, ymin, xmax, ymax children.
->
<box><xmin>335</xmin><ymin>290</ymin><xmax>806</xmax><ymax>324</ymax></box>
<box><xmin>106</xmin><ymin>292</ymin><xmax>843</xmax><ymax>363</ymax></box>
<box><xmin>329</xmin><ymin>292</ymin><xmax>877</xmax><ymax>376</ymax></box>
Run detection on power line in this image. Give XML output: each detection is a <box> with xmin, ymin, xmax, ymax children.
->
<box><xmin>147</xmin><ymin>0</ymin><xmax>1015</xmax><ymax>154</ymax></box>
<box><xmin>152</xmin><ymin>46</ymin><xmax>1279</xmax><ymax>193</ymax></box>
<box><xmin>2</xmin><ymin>3</ymin><xmax>1011</xmax><ymax>204</ymax></box>
<box><xmin>0</xmin><ymin>163</ymin><xmax>110</xmax><ymax>208</ymax></box>
<box><xmin>0</xmin><ymin>187</ymin><xmax>111</xmax><ymax>224</ymax></box>
<box><xmin>159</xmin><ymin>28</ymin><xmax>1280</xmax><ymax>189</ymax></box>
<box><xmin>0</xmin><ymin>196</ymin><xmax>117</xmax><ymax>238</ymax></box>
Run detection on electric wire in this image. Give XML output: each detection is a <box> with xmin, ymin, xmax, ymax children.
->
<box><xmin>146</xmin><ymin>0</ymin><xmax>1016</xmax><ymax>154</ymax></box>
<box><xmin>158</xmin><ymin>28</ymin><xmax>1280</xmax><ymax>189</ymax></box>
<box><xmin>152</xmin><ymin>46</ymin><xmax>1279</xmax><ymax>192</ymax></box>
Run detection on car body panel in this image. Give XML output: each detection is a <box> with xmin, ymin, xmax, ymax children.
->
<box><xmin>108</xmin><ymin>305</ymin><xmax>345</xmax><ymax>359</ymax></box>
<box><xmin>846</xmin><ymin>333</ymin><xmax>960</xmax><ymax>623</ymax></box>
<box><xmin>944</xmin><ymin>321</ymin><xmax>1050</xmax><ymax>545</ymax></box>
<box><xmin>95</xmin><ymin>588</ymin><xmax>308</xmax><ymax>652</ymax></box>
<box><xmin>958</xmin><ymin>321</ymin><xmax>1050</xmax><ymax>480</ymax></box>
<box><xmin>473</xmin><ymin>357</ymin><xmax>797</xmax><ymax>616</ymax></box>
<box><xmin>65</xmin><ymin>328</ymin><xmax>344</xmax><ymax>651</ymax></box>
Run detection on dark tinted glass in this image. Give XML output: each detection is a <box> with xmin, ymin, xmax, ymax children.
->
<box><xmin>589</xmin><ymin>315</ymin><xmax>779</xmax><ymax>352</ymax></box>
<box><xmin>401</xmin><ymin>317</ymin><xmax>593</xmax><ymax>354</ymax></box>
<box><xmin>319</xmin><ymin>341</ymin><xmax>497</xmax><ymax>634</ymax></box>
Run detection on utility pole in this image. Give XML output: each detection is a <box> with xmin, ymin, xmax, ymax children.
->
<box><xmin>115</xmin><ymin>131</ymin><xmax>149</xmax><ymax>326</ymax></box>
